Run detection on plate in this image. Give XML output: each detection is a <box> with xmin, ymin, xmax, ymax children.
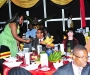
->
<box><xmin>3</xmin><ymin>62</ymin><xmax>22</xmax><ymax>67</ymax></box>
<box><xmin>40</xmin><ymin>67</ymin><xmax>50</xmax><ymax>71</ymax></box>
<box><xmin>3</xmin><ymin>57</ymin><xmax>17</xmax><ymax>62</ymax></box>
<box><xmin>24</xmin><ymin>64</ymin><xmax>39</xmax><ymax>70</ymax></box>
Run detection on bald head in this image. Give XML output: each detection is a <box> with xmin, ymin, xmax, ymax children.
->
<box><xmin>73</xmin><ymin>45</ymin><xmax>87</xmax><ymax>55</ymax></box>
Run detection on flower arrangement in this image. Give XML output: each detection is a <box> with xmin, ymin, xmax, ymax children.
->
<box><xmin>48</xmin><ymin>51</ymin><xmax>63</xmax><ymax>62</ymax></box>
<box><xmin>41</xmin><ymin>36</ymin><xmax>54</xmax><ymax>47</ymax></box>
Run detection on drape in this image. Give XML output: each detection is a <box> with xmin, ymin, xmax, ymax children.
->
<box><xmin>51</xmin><ymin>0</ymin><xmax>72</xmax><ymax>5</ymax></box>
<box><xmin>0</xmin><ymin>0</ymin><xmax>6</xmax><ymax>8</ymax></box>
<box><xmin>11</xmin><ymin>0</ymin><xmax>39</xmax><ymax>8</ymax></box>
<box><xmin>80</xmin><ymin>0</ymin><xmax>86</xmax><ymax>28</ymax></box>
<box><xmin>50</xmin><ymin>0</ymin><xmax>78</xmax><ymax>9</ymax></box>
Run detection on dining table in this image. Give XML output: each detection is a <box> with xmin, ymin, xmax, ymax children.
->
<box><xmin>3</xmin><ymin>62</ymin><xmax>57</xmax><ymax>75</ymax></box>
<box><xmin>2</xmin><ymin>51</ymin><xmax>71</xmax><ymax>75</ymax></box>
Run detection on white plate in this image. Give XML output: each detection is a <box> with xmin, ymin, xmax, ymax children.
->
<box><xmin>40</xmin><ymin>67</ymin><xmax>50</xmax><ymax>71</ymax></box>
<box><xmin>3</xmin><ymin>62</ymin><xmax>22</xmax><ymax>67</ymax></box>
<box><xmin>24</xmin><ymin>64</ymin><xmax>39</xmax><ymax>70</ymax></box>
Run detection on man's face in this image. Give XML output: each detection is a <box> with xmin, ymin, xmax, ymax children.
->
<box><xmin>73</xmin><ymin>50</ymin><xmax>88</xmax><ymax>67</ymax></box>
<box><xmin>29</xmin><ymin>25</ymin><xmax>33</xmax><ymax>30</ymax></box>
<box><xmin>36</xmin><ymin>30</ymin><xmax>43</xmax><ymax>39</ymax></box>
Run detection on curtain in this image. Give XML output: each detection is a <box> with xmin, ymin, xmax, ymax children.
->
<box><xmin>11</xmin><ymin>0</ymin><xmax>39</xmax><ymax>8</ymax></box>
<box><xmin>50</xmin><ymin>0</ymin><xmax>78</xmax><ymax>9</ymax></box>
<box><xmin>0</xmin><ymin>0</ymin><xmax>6</xmax><ymax>8</ymax></box>
<box><xmin>80</xmin><ymin>0</ymin><xmax>86</xmax><ymax>28</ymax></box>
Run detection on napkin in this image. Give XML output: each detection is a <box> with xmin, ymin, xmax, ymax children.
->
<box><xmin>53</xmin><ymin>60</ymin><xmax>63</xmax><ymax>69</ymax></box>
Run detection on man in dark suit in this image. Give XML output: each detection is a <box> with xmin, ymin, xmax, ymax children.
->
<box><xmin>32</xmin><ymin>28</ymin><xmax>46</xmax><ymax>51</ymax></box>
<box><xmin>53</xmin><ymin>44</ymin><xmax>90</xmax><ymax>75</ymax></box>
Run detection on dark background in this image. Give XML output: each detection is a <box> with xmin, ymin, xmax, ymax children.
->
<box><xmin>0</xmin><ymin>0</ymin><xmax>90</xmax><ymax>43</ymax></box>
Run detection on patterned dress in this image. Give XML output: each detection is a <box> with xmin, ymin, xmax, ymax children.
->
<box><xmin>0</xmin><ymin>23</ymin><xmax>20</xmax><ymax>56</ymax></box>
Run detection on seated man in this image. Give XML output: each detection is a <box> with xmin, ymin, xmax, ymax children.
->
<box><xmin>24</xmin><ymin>24</ymin><xmax>37</xmax><ymax>51</ymax></box>
<box><xmin>53</xmin><ymin>44</ymin><xmax>90</xmax><ymax>75</ymax></box>
<box><xmin>32</xmin><ymin>28</ymin><xmax>46</xmax><ymax>51</ymax></box>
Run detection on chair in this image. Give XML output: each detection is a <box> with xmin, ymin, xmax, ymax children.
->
<box><xmin>8</xmin><ymin>67</ymin><xmax>32</xmax><ymax>75</ymax></box>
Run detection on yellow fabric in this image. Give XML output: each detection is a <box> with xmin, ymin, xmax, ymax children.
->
<box><xmin>0</xmin><ymin>51</ymin><xmax>11</xmax><ymax>59</ymax></box>
<box><xmin>51</xmin><ymin>0</ymin><xmax>72</xmax><ymax>5</ymax></box>
<box><xmin>0</xmin><ymin>0</ymin><xmax>6</xmax><ymax>8</ymax></box>
<box><xmin>85</xmin><ymin>36</ymin><xmax>90</xmax><ymax>42</ymax></box>
<box><xmin>11</xmin><ymin>0</ymin><xmax>39</xmax><ymax>8</ymax></box>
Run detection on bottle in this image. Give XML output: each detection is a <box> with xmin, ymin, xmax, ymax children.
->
<box><xmin>67</xmin><ymin>42</ymin><xmax>71</xmax><ymax>52</ymax></box>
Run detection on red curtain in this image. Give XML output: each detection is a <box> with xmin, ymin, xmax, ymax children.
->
<box><xmin>80</xmin><ymin>0</ymin><xmax>86</xmax><ymax>28</ymax></box>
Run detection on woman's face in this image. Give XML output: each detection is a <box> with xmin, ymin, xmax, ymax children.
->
<box><xmin>19</xmin><ymin>16</ymin><xmax>24</xmax><ymax>24</ymax></box>
<box><xmin>67</xmin><ymin>31</ymin><xmax>74</xmax><ymax>37</ymax></box>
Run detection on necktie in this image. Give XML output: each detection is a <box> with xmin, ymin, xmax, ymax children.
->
<box><xmin>39</xmin><ymin>39</ymin><xmax>42</xmax><ymax>43</ymax></box>
<box><xmin>40</xmin><ymin>39</ymin><xmax>41</xmax><ymax>42</ymax></box>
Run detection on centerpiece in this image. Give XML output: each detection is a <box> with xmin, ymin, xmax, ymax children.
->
<box><xmin>40</xmin><ymin>36</ymin><xmax>54</xmax><ymax>56</ymax></box>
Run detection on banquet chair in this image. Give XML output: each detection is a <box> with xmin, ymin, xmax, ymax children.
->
<box><xmin>8</xmin><ymin>67</ymin><xmax>32</xmax><ymax>75</ymax></box>
<box><xmin>0</xmin><ymin>45</ymin><xmax>10</xmax><ymax>75</ymax></box>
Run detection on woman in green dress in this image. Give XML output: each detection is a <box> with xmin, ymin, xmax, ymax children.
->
<box><xmin>0</xmin><ymin>13</ymin><xmax>31</xmax><ymax>57</ymax></box>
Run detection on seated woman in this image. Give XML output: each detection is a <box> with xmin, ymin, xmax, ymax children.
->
<box><xmin>62</xmin><ymin>28</ymin><xmax>79</xmax><ymax>52</ymax></box>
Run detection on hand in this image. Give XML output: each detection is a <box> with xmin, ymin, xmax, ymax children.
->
<box><xmin>25</xmin><ymin>39</ymin><xmax>31</xmax><ymax>43</ymax></box>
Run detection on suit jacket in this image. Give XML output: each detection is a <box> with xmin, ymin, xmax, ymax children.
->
<box><xmin>53</xmin><ymin>62</ymin><xmax>90</xmax><ymax>75</ymax></box>
<box><xmin>32</xmin><ymin>38</ymin><xmax>46</xmax><ymax>51</ymax></box>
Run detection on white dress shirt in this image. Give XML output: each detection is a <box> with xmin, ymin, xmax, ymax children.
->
<box><xmin>39</xmin><ymin>38</ymin><xmax>44</xmax><ymax>43</ymax></box>
<box><xmin>72</xmin><ymin>62</ymin><xmax>83</xmax><ymax>75</ymax></box>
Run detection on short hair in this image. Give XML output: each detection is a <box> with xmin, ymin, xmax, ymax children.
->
<box><xmin>67</xmin><ymin>28</ymin><xmax>74</xmax><ymax>33</ymax></box>
<box><xmin>37</xmin><ymin>28</ymin><xmax>44</xmax><ymax>33</ymax></box>
<box><xmin>73</xmin><ymin>44</ymin><xmax>87</xmax><ymax>54</ymax></box>
<box><xmin>8</xmin><ymin>67</ymin><xmax>32</xmax><ymax>75</ymax></box>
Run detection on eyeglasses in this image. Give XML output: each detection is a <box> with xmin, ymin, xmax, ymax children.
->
<box><xmin>74</xmin><ymin>54</ymin><xmax>89</xmax><ymax>59</ymax></box>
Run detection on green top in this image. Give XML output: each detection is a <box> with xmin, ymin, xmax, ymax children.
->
<box><xmin>0</xmin><ymin>23</ymin><xmax>20</xmax><ymax>56</ymax></box>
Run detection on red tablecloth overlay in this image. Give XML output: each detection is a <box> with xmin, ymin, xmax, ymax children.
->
<box><xmin>3</xmin><ymin>60</ymin><xmax>70</xmax><ymax>75</ymax></box>
<box><xmin>3</xmin><ymin>62</ymin><xmax>54</xmax><ymax>75</ymax></box>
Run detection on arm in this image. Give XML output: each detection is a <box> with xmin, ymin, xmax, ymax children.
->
<box><xmin>9</xmin><ymin>23</ymin><xmax>30</xmax><ymax>43</ymax></box>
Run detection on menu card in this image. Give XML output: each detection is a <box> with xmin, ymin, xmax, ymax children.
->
<box><xmin>25</xmin><ymin>53</ymin><xmax>31</xmax><ymax>65</ymax></box>
<box><xmin>60</xmin><ymin>44</ymin><xmax>65</xmax><ymax>53</ymax></box>
<box><xmin>40</xmin><ymin>53</ymin><xmax>48</xmax><ymax>67</ymax></box>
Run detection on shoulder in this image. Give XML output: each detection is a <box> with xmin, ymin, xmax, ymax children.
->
<box><xmin>53</xmin><ymin>63</ymin><xmax>71</xmax><ymax>75</ymax></box>
<box><xmin>62</xmin><ymin>38</ymin><xmax>68</xmax><ymax>43</ymax></box>
<box><xmin>9</xmin><ymin>22</ymin><xmax>16</xmax><ymax>27</ymax></box>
